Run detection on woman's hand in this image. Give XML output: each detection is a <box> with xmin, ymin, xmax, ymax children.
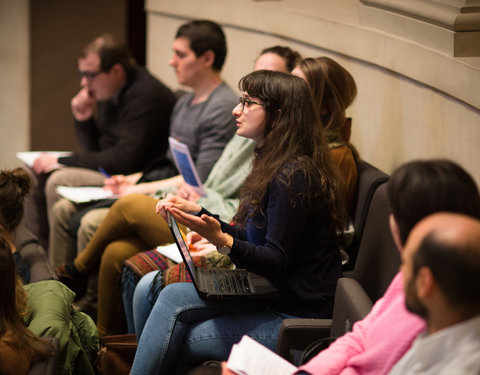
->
<box><xmin>155</xmin><ymin>193</ymin><xmax>202</xmax><ymax>221</ymax></box>
<box><xmin>165</xmin><ymin>207</ymin><xmax>226</xmax><ymax>247</ymax></box>
<box><xmin>187</xmin><ymin>234</ymin><xmax>216</xmax><ymax>256</ymax></box>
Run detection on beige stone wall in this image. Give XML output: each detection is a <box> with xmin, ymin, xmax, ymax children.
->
<box><xmin>146</xmin><ymin>0</ymin><xmax>480</xmax><ymax>184</ymax></box>
<box><xmin>0</xmin><ymin>0</ymin><xmax>29</xmax><ymax>169</ymax></box>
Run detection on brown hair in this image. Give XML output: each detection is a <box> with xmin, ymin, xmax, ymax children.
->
<box><xmin>82</xmin><ymin>33</ymin><xmax>136</xmax><ymax>77</ymax></box>
<box><xmin>259</xmin><ymin>46</ymin><xmax>302</xmax><ymax>72</ymax></box>
<box><xmin>0</xmin><ymin>168</ymin><xmax>31</xmax><ymax>233</ymax></box>
<box><xmin>295</xmin><ymin>57</ymin><xmax>357</xmax><ymax>135</ymax></box>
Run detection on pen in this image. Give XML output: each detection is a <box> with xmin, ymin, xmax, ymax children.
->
<box><xmin>98</xmin><ymin>166</ymin><xmax>111</xmax><ymax>178</ymax></box>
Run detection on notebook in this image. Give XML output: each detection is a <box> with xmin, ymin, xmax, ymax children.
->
<box><xmin>167</xmin><ymin>213</ymin><xmax>280</xmax><ymax>300</ymax></box>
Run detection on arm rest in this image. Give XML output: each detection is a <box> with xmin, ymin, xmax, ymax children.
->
<box><xmin>275</xmin><ymin>318</ymin><xmax>332</xmax><ymax>362</ymax></box>
<box><xmin>330</xmin><ymin>278</ymin><xmax>373</xmax><ymax>337</ymax></box>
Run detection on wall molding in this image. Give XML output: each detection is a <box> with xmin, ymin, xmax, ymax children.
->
<box><xmin>147</xmin><ymin>0</ymin><xmax>480</xmax><ymax>110</ymax></box>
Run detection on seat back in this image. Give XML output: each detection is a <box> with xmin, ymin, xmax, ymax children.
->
<box><xmin>353</xmin><ymin>183</ymin><xmax>400</xmax><ymax>303</ymax></box>
<box><xmin>329</xmin><ymin>277</ymin><xmax>374</xmax><ymax>338</ymax></box>
<box><xmin>344</xmin><ymin>160</ymin><xmax>389</xmax><ymax>269</ymax></box>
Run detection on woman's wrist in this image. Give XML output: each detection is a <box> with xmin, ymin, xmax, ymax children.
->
<box><xmin>215</xmin><ymin>233</ymin><xmax>234</xmax><ymax>255</ymax></box>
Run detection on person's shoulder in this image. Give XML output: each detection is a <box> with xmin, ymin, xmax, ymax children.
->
<box><xmin>127</xmin><ymin>66</ymin><xmax>175</xmax><ymax>100</ymax></box>
<box><xmin>207</xmin><ymin>81</ymin><xmax>238</xmax><ymax>107</ymax></box>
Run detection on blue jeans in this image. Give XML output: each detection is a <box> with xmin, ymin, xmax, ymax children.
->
<box><xmin>132</xmin><ymin>270</ymin><xmax>162</xmax><ymax>335</ymax></box>
<box><xmin>130</xmin><ymin>282</ymin><xmax>297</xmax><ymax>375</ymax></box>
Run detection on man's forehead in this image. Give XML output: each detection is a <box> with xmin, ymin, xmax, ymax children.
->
<box><xmin>404</xmin><ymin>213</ymin><xmax>480</xmax><ymax>258</ymax></box>
<box><xmin>255</xmin><ymin>53</ymin><xmax>287</xmax><ymax>73</ymax></box>
<box><xmin>172</xmin><ymin>37</ymin><xmax>192</xmax><ymax>52</ymax></box>
<box><xmin>79</xmin><ymin>52</ymin><xmax>100</xmax><ymax>69</ymax></box>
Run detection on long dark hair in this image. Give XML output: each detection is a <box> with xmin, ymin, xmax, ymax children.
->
<box><xmin>0</xmin><ymin>232</ymin><xmax>52</xmax><ymax>370</ymax></box>
<box><xmin>234</xmin><ymin>70</ymin><xmax>346</xmax><ymax>233</ymax></box>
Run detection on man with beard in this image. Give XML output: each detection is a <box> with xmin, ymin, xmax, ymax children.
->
<box><xmin>390</xmin><ymin>213</ymin><xmax>480</xmax><ymax>375</ymax></box>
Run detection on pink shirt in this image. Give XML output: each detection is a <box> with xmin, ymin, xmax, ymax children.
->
<box><xmin>298</xmin><ymin>272</ymin><xmax>425</xmax><ymax>375</ymax></box>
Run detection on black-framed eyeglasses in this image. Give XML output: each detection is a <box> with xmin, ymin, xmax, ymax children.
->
<box><xmin>238</xmin><ymin>96</ymin><xmax>265</xmax><ymax>112</ymax></box>
<box><xmin>78</xmin><ymin>70</ymin><xmax>103</xmax><ymax>80</ymax></box>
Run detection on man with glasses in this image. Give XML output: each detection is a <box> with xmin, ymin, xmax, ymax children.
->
<box><xmin>24</xmin><ymin>33</ymin><xmax>176</xmax><ymax>249</ymax></box>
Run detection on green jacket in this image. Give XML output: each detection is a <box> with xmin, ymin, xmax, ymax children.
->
<box><xmin>24</xmin><ymin>280</ymin><xmax>99</xmax><ymax>375</ymax></box>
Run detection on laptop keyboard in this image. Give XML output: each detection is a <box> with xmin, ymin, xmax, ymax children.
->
<box><xmin>210</xmin><ymin>269</ymin><xmax>252</xmax><ymax>294</ymax></box>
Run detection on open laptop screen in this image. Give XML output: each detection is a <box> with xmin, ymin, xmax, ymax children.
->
<box><xmin>167</xmin><ymin>213</ymin><xmax>197</xmax><ymax>279</ymax></box>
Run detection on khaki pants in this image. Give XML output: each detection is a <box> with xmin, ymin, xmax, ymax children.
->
<box><xmin>73</xmin><ymin>194</ymin><xmax>174</xmax><ymax>336</ymax></box>
<box><xmin>23</xmin><ymin>166</ymin><xmax>104</xmax><ymax>249</ymax></box>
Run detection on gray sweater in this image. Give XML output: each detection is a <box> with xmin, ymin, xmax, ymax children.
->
<box><xmin>167</xmin><ymin>81</ymin><xmax>237</xmax><ymax>182</ymax></box>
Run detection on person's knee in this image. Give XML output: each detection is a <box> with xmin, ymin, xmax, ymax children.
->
<box><xmin>77</xmin><ymin>208</ymin><xmax>108</xmax><ymax>252</ymax></box>
<box><xmin>111</xmin><ymin>194</ymin><xmax>155</xmax><ymax>216</ymax></box>
<box><xmin>51</xmin><ymin>198</ymin><xmax>76</xmax><ymax>224</ymax></box>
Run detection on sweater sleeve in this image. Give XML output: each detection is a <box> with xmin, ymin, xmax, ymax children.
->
<box><xmin>59</xmin><ymin>71</ymin><xmax>175</xmax><ymax>174</ymax></box>
<box><xmin>221</xmin><ymin>170</ymin><xmax>313</xmax><ymax>280</ymax></box>
<box><xmin>73</xmin><ymin>117</ymin><xmax>102</xmax><ymax>151</ymax></box>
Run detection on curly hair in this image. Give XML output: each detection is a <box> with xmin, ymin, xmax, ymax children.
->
<box><xmin>234</xmin><ymin>70</ymin><xmax>346</xmax><ymax>234</ymax></box>
<box><xmin>0</xmin><ymin>168</ymin><xmax>31</xmax><ymax>233</ymax></box>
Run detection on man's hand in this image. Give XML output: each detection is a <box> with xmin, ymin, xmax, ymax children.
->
<box><xmin>104</xmin><ymin>175</ymin><xmax>133</xmax><ymax>195</ymax></box>
<box><xmin>71</xmin><ymin>87</ymin><xmax>96</xmax><ymax>121</ymax></box>
<box><xmin>32</xmin><ymin>154</ymin><xmax>60</xmax><ymax>174</ymax></box>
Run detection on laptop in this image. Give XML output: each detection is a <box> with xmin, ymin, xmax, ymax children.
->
<box><xmin>167</xmin><ymin>213</ymin><xmax>280</xmax><ymax>300</ymax></box>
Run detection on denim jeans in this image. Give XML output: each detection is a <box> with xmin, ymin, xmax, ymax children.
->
<box><xmin>122</xmin><ymin>269</ymin><xmax>163</xmax><ymax>334</ymax></box>
<box><xmin>130</xmin><ymin>282</ymin><xmax>297</xmax><ymax>375</ymax></box>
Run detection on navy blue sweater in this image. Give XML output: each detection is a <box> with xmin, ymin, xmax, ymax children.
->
<box><xmin>201</xmin><ymin>165</ymin><xmax>342</xmax><ymax>318</ymax></box>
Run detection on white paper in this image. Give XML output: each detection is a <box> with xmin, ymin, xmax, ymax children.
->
<box><xmin>227</xmin><ymin>335</ymin><xmax>297</xmax><ymax>375</ymax></box>
<box><xmin>168</xmin><ymin>137</ymin><xmax>206</xmax><ymax>196</ymax></box>
<box><xmin>16</xmin><ymin>151</ymin><xmax>73</xmax><ymax>168</ymax></box>
<box><xmin>56</xmin><ymin>186</ymin><xmax>117</xmax><ymax>204</ymax></box>
<box><xmin>155</xmin><ymin>243</ymin><xmax>183</xmax><ymax>264</ymax></box>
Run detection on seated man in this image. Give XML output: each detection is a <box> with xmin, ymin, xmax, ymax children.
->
<box><xmin>25</xmin><ymin>33</ymin><xmax>177</xmax><ymax>249</ymax></box>
<box><xmin>390</xmin><ymin>213</ymin><xmax>480</xmax><ymax>375</ymax></box>
<box><xmin>49</xmin><ymin>19</ymin><xmax>238</xmax><ymax>269</ymax></box>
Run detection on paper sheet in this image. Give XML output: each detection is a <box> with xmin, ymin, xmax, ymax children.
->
<box><xmin>227</xmin><ymin>335</ymin><xmax>297</xmax><ymax>375</ymax></box>
<box><xmin>16</xmin><ymin>151</ymin><xmax>73</xmax><ymax>168</ymax></box>
<box><xmin>155</xmin><ymin>243</ymin><xmax>183</xmax><ymax>264</ymax></box>
<box><xmin>56</xmin><ymin>186</ymin><xmax>117</xmax><ymax>204</ymax></box>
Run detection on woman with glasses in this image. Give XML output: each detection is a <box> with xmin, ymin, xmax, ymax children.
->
<box><xmin>131</xmin><ymin>69</ymin><xmax>346</xmax><ymax>374</ymax></box>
